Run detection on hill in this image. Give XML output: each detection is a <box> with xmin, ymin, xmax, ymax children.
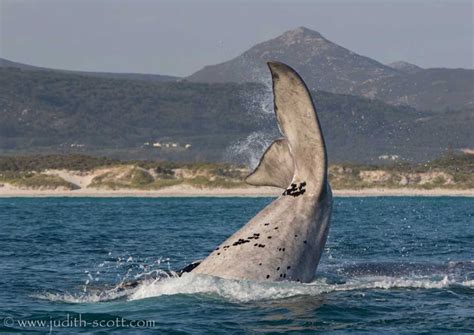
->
<box><xmin>0</xmin><ymin>57</ymin><xmax>179</xmax><ymax>83</ymax></box>
<box><xmin>187</xmin><ymin>27</ymin><xmax>474</xmax><ymax>111</ymax></box>
<box><xmin>0</xmin><ymin>67</ymin><xmax>262</xmax><ymax>161</ymax></box>
<box><xmin>355</xmin><ymin>68</ymin><xmax>474</xmax><ymax>111</ymax></box>
<box><xmin>0</xmin><ymin>67</ymin><xmax>472</xmax><ymax>164</ymax></box>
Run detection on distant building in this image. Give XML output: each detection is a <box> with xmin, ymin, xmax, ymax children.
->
<box><xmin>146</xmin><ymin>141</ymin><xmax>192</xmax><ymax>150</ymax></box>
<box><xmin>378</xmin><ymin>154</ymin><xmax>399</xmax><ymax>161</ymax></box>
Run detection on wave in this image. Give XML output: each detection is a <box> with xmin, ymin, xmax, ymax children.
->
<box><xmin>34</xmin><ymin>260</ymin><xmax>473</xmax><ymax>304</ymax></box>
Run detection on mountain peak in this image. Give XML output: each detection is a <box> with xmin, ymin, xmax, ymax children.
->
<box><xmin>279</xmin><ymin>26</ymin><xmax>325</xmax><ymax>41</ymax></box>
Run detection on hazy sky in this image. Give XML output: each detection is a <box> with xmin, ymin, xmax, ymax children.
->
<box><xmin>0</xmin><ymin>0</ymin><xmax>472</xmax><ymax>76</ymax></box>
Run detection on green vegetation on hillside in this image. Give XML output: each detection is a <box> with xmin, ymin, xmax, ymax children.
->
<box><xmin>0</xmin><ymin>154</ymin><xmax>120</xmax><ymax>171</ymax></box>
<box><xmin>0</xmin><ymin>68</ymin><xmax>259</xmax><ymax>157</ymax></box>
<box><xmin>1</xmin><ymin>67</ymin><xmax>472</xmax><ymax>163</ymax></box>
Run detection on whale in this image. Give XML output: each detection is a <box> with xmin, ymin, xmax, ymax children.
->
<box><xmin>113</xmin><ymin>61</ymin><xmax>332</xmax><ymax>290</ymax></box>
<box><xmin>191</xmin><ymin>62</ymin><xmax>333</xmax><ymax>283</ymax></box>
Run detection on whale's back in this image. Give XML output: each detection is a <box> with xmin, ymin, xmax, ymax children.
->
<box><xmin>193</xmin><ymin>191</ymin><xmax>331</xmax><ymax>282</ymax></box>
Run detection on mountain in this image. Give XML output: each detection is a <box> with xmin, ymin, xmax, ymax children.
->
<box><xmin>1</xmin><ymin>67</ymin><xmax>472</xmax><ymax>163</ymax></box>
<box><xmin>187</xmin><ymin>27</ymin><xmax>474</xmax><ymax>112</ymax></box>
<box><xmin>187</xmin><ymin>27</ymin><xmax>398</xmax><ymax>94</ymax></box>
<box><xmin>0</xmin><ymin>57</ymin><xmax>180</xmax><ymax>83</ymax></box>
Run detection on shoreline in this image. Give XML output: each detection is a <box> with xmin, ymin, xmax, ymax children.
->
<box><xmin>0</xmin><ymin>186</ymin><xmax>473</xmax><ymax>197</ymax></box>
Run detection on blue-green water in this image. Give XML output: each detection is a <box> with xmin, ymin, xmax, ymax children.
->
<box><xmin>0</xmin><ymin>197</ymin><xmax>472</xmax><ymax>333</ymax></box>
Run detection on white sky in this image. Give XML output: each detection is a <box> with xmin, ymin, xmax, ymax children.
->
<box><xmin>1</xmin><ymin>0</ymin><xmax>472</xmax><ymax>76</ymax></box>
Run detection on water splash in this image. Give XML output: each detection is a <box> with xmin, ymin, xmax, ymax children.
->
<box><xmin>34</xmin><ymin>260</ymin><xmax>474</xmax><ymax>304</ymax></box>
<box><xmin>34</xmin><ymin>272</ymin><xmax>473</xmax><ymax>304</ymax></box>
<box><xmin>33</xmin><ymin>253</ymin><xmax>176</xmax><ymax>303</ymax></box>
<box><xmin>223</xmin><ymin>62</ymin><xmax>279</xmax><ymax>168</ymax></box>
<box><xmin>226</xmin><ymin>132</ymin><xmax>275</xmax><ymax>169</ymax></box>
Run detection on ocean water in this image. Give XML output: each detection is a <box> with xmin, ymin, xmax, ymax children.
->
<box><xmin>0</xmin><ymin>197</ymin><xmax>472</xmax><ymax>334</ymax></box>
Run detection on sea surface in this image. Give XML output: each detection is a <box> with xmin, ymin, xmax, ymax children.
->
<box><xmin>0</xmin><ymin>197</ymin><xmax>472</xmax><ymax>334</ymax></box>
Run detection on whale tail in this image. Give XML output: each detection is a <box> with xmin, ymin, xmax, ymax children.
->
<box><xmin>245</xmin><ymin>62</ymin><xmax>328</xmax><ymax>196</ymax></box>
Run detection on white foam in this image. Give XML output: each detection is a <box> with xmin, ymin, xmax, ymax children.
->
<box><xmin>130</xmin><ymin>273</ymin><xmax>322</xmax><ymax>302</ymax></box>
<box><xmin>127</xmin><ymin>273</ymin><xmax>472</xmax><ymax>303</ymax></box>
<box><xmin>461</xmin><ymin>279</ymin><xmax>474</xmax><ymax>287</ymax></box>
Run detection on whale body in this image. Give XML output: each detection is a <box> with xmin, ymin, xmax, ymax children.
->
<box><xmin>193</xmin><ymin>62</ymin><xmax>333</xmax><ymax>283</ymax></box>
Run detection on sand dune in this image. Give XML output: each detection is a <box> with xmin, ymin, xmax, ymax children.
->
<box><xmin>1</xmin><ymin>167</ymin><xmax>472</xmax><ymax>197</ymax></box>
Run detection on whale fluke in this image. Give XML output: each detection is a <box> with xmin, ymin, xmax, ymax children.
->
<box><xmin>246</xmin><ymin>62</ymin><xmax>327</xmax><ymax>195</ymax></box>
<box><xmin>245</xmin><ymin>138</ymin><xmax>294</xmax><ymax>188</ymax></box>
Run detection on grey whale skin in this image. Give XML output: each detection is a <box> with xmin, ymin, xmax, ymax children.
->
<box><xmin>193</xmin><ymin>62</ymin><xmax>333</xmax><ymax>283</ymax></box>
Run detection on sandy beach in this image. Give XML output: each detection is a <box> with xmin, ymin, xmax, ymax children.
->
<box><xmin>0</xmin><ymin>184</ymin><xmax>473</xmax><ymax>197</ymax></box>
